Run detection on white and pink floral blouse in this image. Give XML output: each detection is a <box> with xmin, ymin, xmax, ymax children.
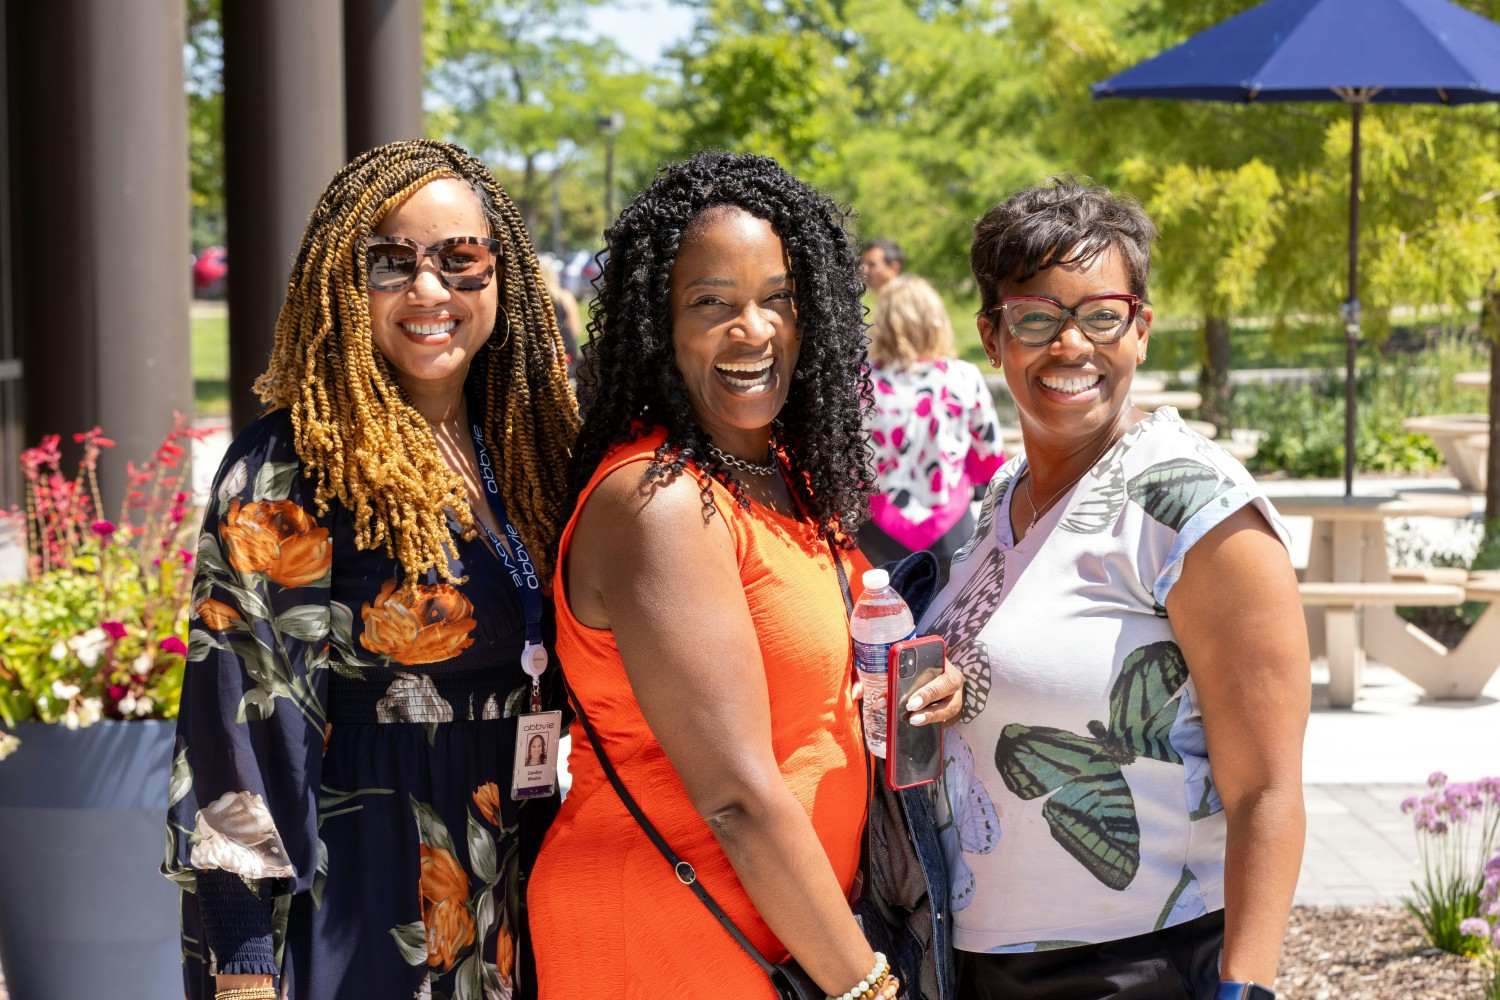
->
<box><xmin>868</xmin><ymin>357</ymin><xmax>1004</xmax><ymax>550</ymax></box>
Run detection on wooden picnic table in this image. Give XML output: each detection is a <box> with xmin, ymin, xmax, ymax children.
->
<box><xmin>1275</xmin><ymin>490</ymin><xmax>1497</xmax><ymax>706</ymax></box>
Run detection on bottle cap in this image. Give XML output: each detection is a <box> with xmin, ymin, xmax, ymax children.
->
<box><xmin>862</xmin><ymin>568</ymin><xmax>890</xmax><ymax>590</ymax></box>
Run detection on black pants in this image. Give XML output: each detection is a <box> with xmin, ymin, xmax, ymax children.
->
<box><xmin>857</xmin><ymin>507</ymin><xmax>976</xmax><ymax>592</ymax></box>
<box><xmin>956</xmin><ymin>909</ymin><xmax>1225</xmax><ymax>1000</ymax></box>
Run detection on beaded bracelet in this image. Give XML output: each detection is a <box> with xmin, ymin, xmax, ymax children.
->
<box><xmin>828</xmin><ymin>952</ymin><xmax>889</xmax><ymax>1000</ymax></box>
<box><xmin>215</xmin><ymin>988</ymin><xmax>277</xmax><ymax>1000</ymax></box>
<box><xmin>873</xmin><ymin>973</ymin><xmax>900</xmax><ymax>999</ymax></box>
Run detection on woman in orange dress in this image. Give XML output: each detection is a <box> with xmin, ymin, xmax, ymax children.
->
<box><xmin>528</xmin><ymin>152</ymin><xmax>964</xmax><ymax>999</ymax></box>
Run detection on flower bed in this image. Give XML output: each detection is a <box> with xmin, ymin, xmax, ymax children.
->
<box><xmin>0</xmin><ymin>418</ymin><xmax>216</xmax><ymax>757</ymax></box>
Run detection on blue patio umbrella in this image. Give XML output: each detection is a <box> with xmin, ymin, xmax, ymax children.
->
<box><xmin>1092</xmin><ymin>0</ymin><xmax>1500</xmax><ymax>496</ymax></box>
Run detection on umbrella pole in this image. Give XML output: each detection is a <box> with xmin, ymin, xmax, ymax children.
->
<box><xmin>1342</xmin><ymin>102</ymin><xmax>1363</xmax><ymax>499</ymax></box>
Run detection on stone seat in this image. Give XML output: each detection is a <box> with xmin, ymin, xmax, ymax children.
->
<box><xmin>1298</xmin><ymin>582</ymin><xmax>1465</xmax><ymax>708</ymax></box>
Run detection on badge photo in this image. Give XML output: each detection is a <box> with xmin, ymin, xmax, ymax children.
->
<box><xmin>512</xmin><ymin>710</ymin><xmax>563</xmax><ymax>800</ymax></box>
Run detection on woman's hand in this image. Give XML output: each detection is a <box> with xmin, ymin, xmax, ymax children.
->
<box><xmin>905</xmin><ymin>656</ymin><xmax>963</xmax><ymax>726</ymax></box>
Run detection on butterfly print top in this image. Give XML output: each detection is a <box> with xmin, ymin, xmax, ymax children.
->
<box><xmin>917</xmin><ymin>407</ymin><xmax>1291</xmax><ymax>953</ymax></box>
<box><xmin>867</xmin><ymin>358</ymin><xmax>1004</xmax><ymax>551</ymax></box>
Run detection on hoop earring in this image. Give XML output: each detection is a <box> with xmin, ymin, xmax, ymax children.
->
<box><xmin>493</xmin><ymin>304</ymin><xmax>511</xmax><ymax>351</ymax></box>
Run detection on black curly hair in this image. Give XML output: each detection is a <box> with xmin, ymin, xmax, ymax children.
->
<box><xmin>563</xmin><ymin>150</ymin><xmax>873</xmax><ymax>553</ymax></box>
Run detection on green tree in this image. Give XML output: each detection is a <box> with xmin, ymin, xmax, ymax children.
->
<box><xmin>424</xmin><ymin>0</ymin><xmax>678</xmax><ymax>247</ymax></box>
<box><xmin>185</xmin><ymin>0</ymin><xmax>224</xmax><ymax>250</ymax></box>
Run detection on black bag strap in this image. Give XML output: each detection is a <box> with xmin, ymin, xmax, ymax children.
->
<box><xmin>567</xmin><ymin>684</ymin><xmax>783</xmax><ymax>980</ymax></box>
<box><xmin>830</xmin><ymin>537</ymin><xmax>854</xmax><ymax>616</ymax></box>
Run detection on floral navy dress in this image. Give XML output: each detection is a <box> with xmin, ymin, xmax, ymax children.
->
<box><xmin>163</xmin><ymin>409</ymin><xmax>560</xmax><ymax>1000</ymax></box>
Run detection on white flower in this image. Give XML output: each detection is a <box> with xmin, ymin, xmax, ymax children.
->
<box><xmin>118</xmin><ymin>693</ymin><xmax>137</xmax><ymax>716</ymax></box>
<box><xmin>51</xmin><ymin>679</ymin><xmax>81</xmax><ymax>699</ymax></box>
<box><xmin>131</xmin><ymin>652</ymin><xmax>153</xmax><ymax>677</ymax></box>
<box><xmin>68</xmin><ymin>627</ymin><xmax>109</xmax><ymax>668</ymax></box>
<box><xmin>220</xmin><ymin>457</ymin><xmax>249</xmax><ymax>502</ymax></box>
<box><xmin>190</xmin><ymin>790</ymin><xmax>297</xmax><ymax>879</ymax></box>
<box><xmin>77</xmin><ymin>697</ymin><xmax>103</xmax><ymax>727</ymax></box>
<box><xmin>0</xmin><ymin>731</ymin><xmax>19</xmax><ymax>760</ymax></box>
<box><xmin>375</xmin><ymin>673</ymin><xmax>453</xmax><ymax>724</ymax></box>
<box><xmin>49</xmin><ymin>640</ymin><xmax>67</xmax><ymax>661</ymax></box>
<box><xmin>63</xmin><ymin>708</ymin><xmax>80</xmax><ymax>730</ymax></box>
<box><xmin>135</xmin><ymin>697</ymin><xmax>155</xmax><ymax>717</ymax></box>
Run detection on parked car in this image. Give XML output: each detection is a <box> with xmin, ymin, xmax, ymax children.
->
<box><xmin>561</xmin><ymin>248</ymin><xmax>604</xmax><ymax>300</ymax></box>
<box><xmin>193</xmin><ymin>245</ymin><xmax>228</xmax><ymax>298</ymax></box>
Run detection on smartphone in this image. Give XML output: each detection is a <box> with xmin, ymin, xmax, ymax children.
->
<box><xmin>885</xmin><ymin>635</ymin><xmax>945</xmax><ymax>790</ymax></box>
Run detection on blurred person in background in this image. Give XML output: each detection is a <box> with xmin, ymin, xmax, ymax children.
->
<box><xmin>860</xmin><ymin>238</ymin><xmax>904</xmax><ymax>294</ymax></box>
<box><xmin>860</xmin><ymin>274</ymin><xmax>1003</xmax><ymax>587</ymax></box>
<box><xmin>537</xmin><ymin>252</ymin><xmax>581</xmax><ymax>369</ymax></box>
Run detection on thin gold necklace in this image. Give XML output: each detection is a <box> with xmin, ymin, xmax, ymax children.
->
<box><xmin>1021</xmin><ymin>431</ymin><xmax>1119</xmax><ymax>535</ymax></box>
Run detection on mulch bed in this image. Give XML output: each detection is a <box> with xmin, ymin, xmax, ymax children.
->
<box><xmin>0</xmin><ymin>906</ymin><xmax>1490</xmax><ymax>1000</ymax></box>
<box><xmin>1282</xmin><ymin>906</ymin><xmax>1493</xmax><ymax>999</ymax></box>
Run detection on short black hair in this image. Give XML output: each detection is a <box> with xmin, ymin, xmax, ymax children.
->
<box><xmin>562</xmin><ymin>150</ymin><xmax>874</xmax><ymax>552</ymax></box>
<box><xmin>862</xmin><ymin>238</ymin><xmax>904</xmax><ymax>268</ymax></box>
<box><xmin>970</xmin><ymin>177</ymin><xmax>1156</xmax><ymax>315</ymax></box>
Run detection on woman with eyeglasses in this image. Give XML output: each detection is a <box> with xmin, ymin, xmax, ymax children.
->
<box><xmin>163</xmin><ymin>139</ymin><xmax>578</xmax><ymax>1000</ymax></box>
<box><xmin>918</xmin><ymin>179</ymin><xmax>1307</xmax><ymax>1000</ymax></box>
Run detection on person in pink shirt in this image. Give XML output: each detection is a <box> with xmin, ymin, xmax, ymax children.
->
<box><xmin>860</xmin><ymin>275</ymin><xmax>1004</xmax><ymax>583</ymax></box>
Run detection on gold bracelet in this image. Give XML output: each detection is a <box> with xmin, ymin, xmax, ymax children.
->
<box><xmin>216</xmin><ymin>988</ymin><xmax>277</xmax><ymax>1000</ymax></box>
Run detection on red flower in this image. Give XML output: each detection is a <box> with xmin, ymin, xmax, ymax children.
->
<box><xmin>160</xmin><ymin>636</ymin><xmax>188</xmax><ymax>657</ymax></box>
<box><xmin>100</xmin><ymin>621</ymin><xmax>128</xmax><ymax>640</ymax></box>
<box><xmin>91</xmin><ymin>520</ymin><xmax>117</xmax><ymax>538</ymax></box>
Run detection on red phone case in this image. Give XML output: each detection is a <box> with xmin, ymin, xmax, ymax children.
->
<box><xmin>885</xmin><ymin>635</ymin><xmax>945</xmax><ymax>790</ymax></box>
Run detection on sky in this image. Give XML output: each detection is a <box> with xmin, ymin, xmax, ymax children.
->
<box><xmin>585</xmin><ymin>0</ymin><xmax>695</xmax><ymax>68</ymax></box>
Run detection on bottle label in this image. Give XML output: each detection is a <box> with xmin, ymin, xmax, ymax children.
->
<box><xmin>853</xmin><ymin>628</ymin><xmax>915</xmax><ymax>676</ymax></box>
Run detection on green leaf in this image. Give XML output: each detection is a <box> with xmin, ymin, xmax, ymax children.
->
<box><xmin>236</xmin><ymin>687</ymin><xmax>276</xmax><ymax>723</ymax></box>
<box><xmin>274</xmin><ymin>605</ymin><xmax>329</xmax><ymax>643</ymax></box>
<box><xmin>187</xmin><ymin>628</ymin><xmax>226</xmax><ymax>663</ymax></box>
<box><xmin>389</xmin><ymin>920</ymin><xmax>428</xmax><ymax>967</ymax></box>
<box><xmin>168</xmin><ymin>747</ymin><xmax>194</xmax><ymax>808</ymax></box>
<box><xmin>252</xmin><ymin>460</ymin><xmax>300</xmax><ymax>503</ymax></box>
<box><xmin>196</xmin><ymin>531</ymin><xmax>232</xmax><ymax>579</ymax></box>
<box><xmin>408</xmin><ymin>795</ymin><xmax>458</xmax><ymax>855</ymax></box>
<box><xmin>219</xmin><ymin>581</ymin><xmax>270</xmax><ymax>622</ymax></box>
<box><xmin>467</xmin><ymin>812</ymin><xmax>499</xmax><ymax>886</ymax></box>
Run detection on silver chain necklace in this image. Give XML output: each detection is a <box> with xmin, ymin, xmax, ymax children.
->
<box><xmin>706</xmin><ymin>440</ymin><xmax>778</xmax><ymax>476</ymax></box>
<box><xmin>1021</xmin><ymin>432</ymin><xmax>1119</xmax><ymax>535</ymax></box>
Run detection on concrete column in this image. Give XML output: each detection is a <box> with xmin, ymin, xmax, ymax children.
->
<box><xmin>222</xmin><ymin>0</ymin><xmax>346</xmax><ymax>432</ymax></box>
<box><xmin>8</xmin><ymin>0</ymin><xmax>192</xmax><ymax>506</ymax></box>
<box><xmin>344</xmin><ymin>0</ymin><xmax>425</xmax><ymax>157</ymax></box>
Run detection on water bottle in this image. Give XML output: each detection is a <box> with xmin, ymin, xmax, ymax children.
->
<box><xmin>849</xmin><ymin>568</ymin><xmax>915</xmax><ymax>758</ymax></box>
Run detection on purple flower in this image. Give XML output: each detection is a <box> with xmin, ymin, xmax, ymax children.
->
<box><xmin>159</xmin><ymin>636</ymin><xmax>188</xmax><ymax>657</ymax></box>
<box><xmin>1400</xmin><ymin>795</ymin><xmax>1419</xmax><ymax>814</ymax></box>
<box><xmin>1428</xmin><ymin>770</ymin><xmax>1448</xmax><ymax>788</ymax></box>
<box><xmin>90</xmin><ymin>520</ymin><xmax>117</xmax><ymax>541</ymax></box>
<box><xmin>1461</xmin><ymin>917</ymin><xmax>1491</xmax><ymax>937</ymax></box>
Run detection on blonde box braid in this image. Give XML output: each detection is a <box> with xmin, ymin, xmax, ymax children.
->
<box><xmin>253</xmin><ymin>139</ymin><xmax>579</xmax><ymax>586</ymax></box>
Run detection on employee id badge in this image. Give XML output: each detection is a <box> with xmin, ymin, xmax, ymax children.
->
<box><xmin>511</xmin><ymin>710</ymin><xmax>563</xmax><ymax>800</ymax></box>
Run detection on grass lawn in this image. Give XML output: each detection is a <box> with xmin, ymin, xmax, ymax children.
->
<box><xmin>191</xmin><ymin>312</ymin><xmax>228</xmax><ymax>416</ymax></box>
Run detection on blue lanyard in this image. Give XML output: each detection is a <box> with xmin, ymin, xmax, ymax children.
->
<box><xmin>466</xmin><ymin>400</ymin><xmax>548</xmax><ymax>699</ymax></box>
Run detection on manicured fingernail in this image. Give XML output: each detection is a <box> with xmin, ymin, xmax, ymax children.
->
<box><xmin>910</xmin><ymin>712</ymin><xmax>928</xmax><ymax>726</ymax></box>
<box><xmin>906</xmin><ymin>695</ymin><xmax>924</xmax><ymax>711</ymax></box>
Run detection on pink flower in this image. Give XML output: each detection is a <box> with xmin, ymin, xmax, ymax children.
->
<box><xmin>1428</xmin><ymin>770</ymin><xmax>1448</xmax><ymax>788</ymax></box>
<box><xmin>180</xmin><ymin>549</ymin><xmax>194</xmax><ymax>566</ymax></box>
<box><xmin>1460</xmin><ymin>917</ymin><xmax>1491</xmax><ymax>939</ymax></box>
<box><xmin>90</xmin><ymin>520</ymin><xmax>116</xmax><ymax>538</ymax></box>
<box><xmin>159</xmin><ymin>636</ymin><xmax>188</xmax><ymax>657</ymax></box>
<box><xmin>100</xmin><ymin>621</ymin><xmax>128</xmax><ymax>640</ymax></box>
<box><xmin>174</xmin><ymin>492</ymin><xmax>188</xmax><ymax>504</ymax></box>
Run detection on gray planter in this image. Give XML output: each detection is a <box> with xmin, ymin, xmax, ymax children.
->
<box><xmin>0</xmin><ymin>720</ymin><xmax>179</xmax><ymax>1000</ymax></box>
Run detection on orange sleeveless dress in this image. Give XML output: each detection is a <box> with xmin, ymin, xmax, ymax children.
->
<box><xmin>528</xmin><ymin>429</ymin><xmax>870</xmax><ymax>999</ymax></box>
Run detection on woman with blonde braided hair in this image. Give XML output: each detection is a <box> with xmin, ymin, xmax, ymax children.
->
<box><xmin>164</xmin><ymin>139</ymin><xmax>578</xmax><ymax>1000</ymax></box>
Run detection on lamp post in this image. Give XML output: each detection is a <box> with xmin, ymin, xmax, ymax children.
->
<box><xmin>596</xmin><ymin>111</ymin><xmax>625</xmax><ymax>225</ymax></box>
